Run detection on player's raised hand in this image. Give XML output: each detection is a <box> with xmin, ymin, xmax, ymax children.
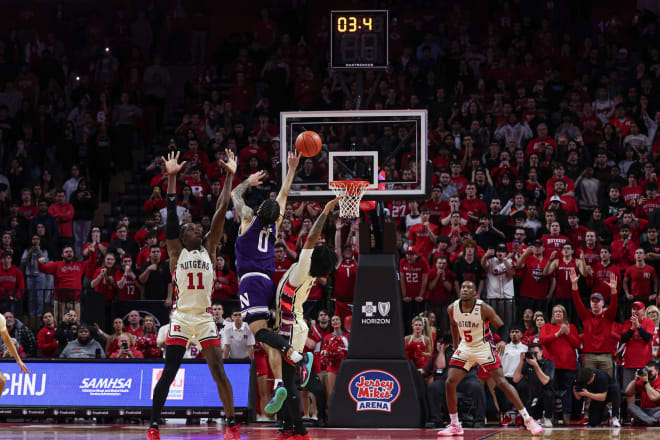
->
<box><xmin>288</xmin><ymin>151</ymin><xmax>302</xmax><ymax>170</ymax></box>
<box><xmin>17</xmin><ymin>360</ymin><xmax>29</xmax><ymax>374</ymax></box>
<box><xmin>323</xmin><ymin>195</ymin><xmax>345</xmax><ymax>214</ymax></box>
<box><xmin>220</xmin><ymin>148</ymin><xmax>237</xmax><ymax>175</ymax></box>
<box><xmin>161</xmin><ymin>151</ymin><xmax>186</xmax><ymax>176</ymax></box>
<box><xmin>247</xmin><ymin>170</ymin><xmax>267</xmax><ymax>187</ymax></box>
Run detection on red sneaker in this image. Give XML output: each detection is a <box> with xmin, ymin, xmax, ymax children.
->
<box><xmin>275</xmin><ymin>430</ymin><xmax>297</xmax><ymax>440</ymax></box>
<box><xmin>515</xmin><ymin>415</ymin><xmax>523</xmax><ymax>426</ymax></box>
<box><xmin>500</xmin><ymin>415</ymin><xmax>513</xmax><ymax>426</ymax></box>
<box><xmin>570</xmin><ymin>417</ymin><xmax>588</xmax><ymax>425</ymax></box>
<box><xmin>146</xmin><ymin>428</ymin><xmax>160</xmax><ymax>440</ymax></box>
<box><xmin>224</xmin><ymin>424</ymin><xmax>240</xmax><ymax>440</ymax></box>
<box><xmin>295</xmin><ymin>433</ymin><xmax>312</xmax><ymax>440</ymax></box>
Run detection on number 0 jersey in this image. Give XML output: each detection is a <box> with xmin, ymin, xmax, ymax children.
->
<box><xmin>172</xmin><ymin>247</ymin><xmax>214</xmax><ymax>314</ymax></box>
<box><xmin>235</xmin><ymin>216</ymin><xmax>276</xmax><ymax>278</ymax></box>
<box><xmin>451</xmin><ymin>299</ymin><xmax>492</xmax><ymax>347</ymax></box>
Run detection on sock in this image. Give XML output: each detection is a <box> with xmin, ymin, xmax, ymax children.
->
<box><xmin>150</xmin><ymin>421</ymin><xmax>159</xmax><ymax>430</ymax></box>
<box><xmin>289</xmin><ymin>351</ymin><xmax>303</xmax><ymax>364</ymax></box>
<box><xmin>273</xmin><ymin>378</ymin><xmax>283</xmax><ymax>390</ymax></box>
<box><xmin>450</xmin><ymin>413</ymin><xmax>459</xmax><ymax>425</ymax></box>
<box><xmin>226</xmin><ymin>416</ymin><xmax>236</xmax><ymax>427</ymax></box>
<box><xmin>519</xmin><ymin>407</ymin><xmax>530</xmax><ymax>420</ymax></box>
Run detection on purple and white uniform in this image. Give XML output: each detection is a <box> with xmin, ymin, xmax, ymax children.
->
<box><xmin>235</xmin><ymin>216</ymin><xmax>277</xmax><ymax>319</ymax></box>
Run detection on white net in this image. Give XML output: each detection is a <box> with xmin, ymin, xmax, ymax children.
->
<box><xmin>329</xmin><ymin>180</ymin><xmax>369</xmax><ymax>218</ymax></box>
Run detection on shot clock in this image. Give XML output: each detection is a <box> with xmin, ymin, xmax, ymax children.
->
<box><xmin>330</xmin><ymin>10</ymin><xmax>389</xmax><ymax>69</ymax></box>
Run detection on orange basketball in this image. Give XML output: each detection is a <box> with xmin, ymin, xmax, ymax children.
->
<box><xmin>295</xmin><ymin>131</ymin><xmax>323</xmax><ymax>157</ymax></box>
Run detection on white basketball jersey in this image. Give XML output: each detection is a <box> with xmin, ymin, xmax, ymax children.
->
<box><xmin>172</xmin><ymin>247</ymin><xmax>214</xmax><ymax>314</ymax></box>
<box><xmin>452</xmin><ymin>299</ymin><xmax>491</xmax><ymax>347</ymax></box>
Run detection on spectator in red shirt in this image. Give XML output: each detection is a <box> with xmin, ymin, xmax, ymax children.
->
<box><xmin>399</xmin><ymin>246</ymin><xmax>429</xmax><ymax>330</ymax></box>
<box><xmin>542</xmin><ymin>181</ymin><xmax>578</xmax><ymax>212</ymax></box>
<box><xmin>116</xmin><ymin>255</ymin><xmax>140</xmax><ymax>301</ymax></box>
<box><xmin>525</xmin><ymin>123</ymin><xmax>557</xmax><ymax>155</ymax></box>
<box><xmin>441</xmin><ymin>212</ymin><xmax>471</xmax><ymax>253</ymax></box>
<box><xmin>579</xmin><ymin>231</ymin><xmax>601</xmax><ymax>268</ymax></box>
<box><xmin>272</xmin><ymin>243</ymin><xmax>293</xmax><ymax>288</ymax></box>
<box><xmin>136</xmin><ymin>315</ymin><xmax>162</xmax><ymax>359</ymax></box>
<box><xmin>38</xmin><ymin>246</ymin><xmax>87</xmax><ymax>322</ymax></box>
<box><xmin>110</xmin><ymin>332</ymin><xmax>144</xmax><ymax>359</ymax></box>
<box><xmin>185</xmin><ymin>167</ymin><xmax>210</xmax><ymax>198</ymax></box>
<box><xmin>449</xmin><ymin>161</ymin><xmax>468</xmax><ymax>195</ymax></box>
<box><xmin>48</xmin><ymin>190</ymin><xmax>75</xmax><ymax>250</ymax></box>
<box><xmin>611</xmin><ymin>224</ymin><xmax>637</xmax><ymax>268</ymax></box>
<box><xmin>608</xmin><ymin>104</ymin><xmax>634</xmax><ymax>137</ymax></box>
<box><xmin>124</xmin><ymin>310</ymin><xmax>143</xmax><ymax>337</ymax></box>
<box><xmin>590</xmin><ymin>247</ymin><xmax>623</xmax><ymax>297</ymax></box>
<box><xmin>571</xmin><ymin>269</ymin><xmax>619</xmax><ymax>377</ymax></box>
<box><xmin>541</xmin><ymin>221</ymin><xmax>570</xmax><ymax>259</ymax></box>
<box><xmin>546</xmin><ymin>164</ymin><xmax>575</xmax><ymax>197</ymax></box>
<box><xmin>623</xmin><ymin>361</ymin><xmax>660</xmax><ymax>425</ymax></box>
<box><xmin>516</xmin><ymin>240</ymin><xmax>555</xmax><ymax>316</ymax></box>
<box><xmin>424</xmin><ymin>185</ymin><xmax>450</xmax><ymax>225</ymax></box>
<box><xmin>544</xmin><ymin>242</ymin><xmax>590</xmax><ymax>325</ymax></box>
<box><xmin>620</xmin><ymin>301</ymin><xmax>656</xmax><ymax>387</ymax></box>
<box><xmin>426</xmin><ymin>255</ymin><xmax>454</xmax><ymax>334</ymax></box>
<box><xmin>604</xmin><ymin>209</ymin><xmax>648</xmax><ymax>243</ymax></box>
<box><xmin>540</xmin><ymin>304</ymin><xmax>580</xmax><ymax>424</ymax></box>
<box><xmin>82</xmin><ymin>227</ymin><xmax>108</xmax><ymax>282</ymax></box>
<box><xmin>408</xmin><ymin>206</ymin><xmax>439</xmax><ymax>260</ymax></box>
<box><xmin>624</xmin><ymin>248</ymin><xmax>658</xmax><ymax>306</ymax></box>
<box><xmin>636</xmin><ymin>182</ymin><xmax>660</xmax><ymax>219</ymax></box>
<box><xmin>0</xmin><ymin>250</ymin><xmax>25</xmax><ymax>315</ymax></box>
<box><xmin>334</xmin><ymin>223</ymin><xmax>358</xmax><ymax>323</ymax></box>
<box><xmin>90</xmin><ymin>253</ymin><xmax>118</xmax><ymax>306</ymax></box>
<box><xmin>566</xmin><ymin>212</ymin><xmax>589</xmax><ymax>248</ymax></box>
<box><xmin>622</xmin><ymin>173</ymin><xmax>643</xmax><ymax>207</ymax></box>
<box><xmin>18</xmin><ymin>188</ymin><xmax>38</xmax><ymax>220</ymax></box>
<box><xmin>37</xmin><ymin>311</ymin><xmax>58</xmax><ymax>358</ymax></box>
<box><xmin>212</xmin><ymin>254</ymin><xmax>238</xmax><ymax>302</ymax></box>
<box><xmin>181</xmin><ymin>138</ymin><xmax>210</xmax><ymax>171</ymax></box>
<box><xmin>136</xmin><ymin>232</ymin><xmax>167</xmax><ymax>267</ymax></box>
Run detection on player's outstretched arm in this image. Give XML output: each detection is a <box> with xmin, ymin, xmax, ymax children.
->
<box><xmin>0</xmin><ymin>330</ymin><xmax>29</xmax><ymax>374</ymax></box>
<box><xmin>205</xmin><ymin>149</ymin><xmax>236</xmax><ymax>256</ymax></box>
<box><xmin>275</xmin><ymin>151</ymin><xmax>301</xmax><ymax>229</ymax></box>
<box><xmin>303</xmin><ymin>196</ymin><xmax>343</xmax><ymax>250</ymax></box>
<box><xmin>161</xmin><ymin>151</ymin><xmax>186</xmax><ymax>270</ymax></box>
<box><xmin>231</xmin><ymin>171</ymin><xmax>265</xmax><ymax>228</ymax></box>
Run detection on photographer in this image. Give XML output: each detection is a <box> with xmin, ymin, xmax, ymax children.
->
<box><xmin>624</xmin><ymin>361</ymin><xmax>660</xmax><ymax>425</ymax></box>
<box><xmin>512</xmin><ymin>343</ymin><xmax>555</xmax><ymax>427</ymax></box>
<box><xmin>110</xmin><ymin>332</ymin><xmax>143</xmax><ymax>359</ymax></box>
<box><xmin>573</xmin><ymin>367</ymin><xmax>621</xmax><ymax>427</ymax></box>
<box><xmin>423</xmin><ymin>340</ymin><xmax>486</xmax><ymax>428</ymax></box>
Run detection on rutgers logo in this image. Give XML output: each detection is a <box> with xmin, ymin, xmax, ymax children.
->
<box><xmin>173</xmin><ymin>325</ymin><xmax>181</xmax><ymax>332</ymax></box>
<box><xmin>348</xmin><ymin>370</ymin><xmax>401</xmax><ymax>412</ymax></box>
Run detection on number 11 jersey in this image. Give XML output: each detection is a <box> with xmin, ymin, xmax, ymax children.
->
<box><xmin>172</xmin><ymin>247</ymin><xmax>214</xmax><ymax>314</ymax></box>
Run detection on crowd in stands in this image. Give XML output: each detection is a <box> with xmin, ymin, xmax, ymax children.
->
<box><xmin>1</xmin><ymin>0</ymin><xmax>660</xmax><ymax>427</ymax></box>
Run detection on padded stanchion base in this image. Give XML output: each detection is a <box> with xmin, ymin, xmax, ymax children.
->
<box><xmin>328</xmin><ymin>359</ymin><xmax>426</xmax><ymax>427</ymax></box>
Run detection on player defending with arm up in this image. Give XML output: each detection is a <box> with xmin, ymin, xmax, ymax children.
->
<box><xmin>273</xmin><ymin>196</ymin><xmax>342</xmax><ymax>438</ymax></box>
<box><xmin>231</xmin><ymin>151</ymin><xmax>313</xmax><ymax>414</ymax></box>
<box><xmin>147</xmin><ymin>150</ymin><xmax>239</xmax><ymax>440</ymax></box>
<box><xmin>439</xmin><ymin>281</ymin><xmax>543</xmax><ymax>436</ymax></box>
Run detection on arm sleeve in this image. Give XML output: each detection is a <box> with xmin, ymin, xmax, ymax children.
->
<box><xmin>620</xmin><ymin>329</ymin><xmax>635</xmax><ymax>343</ymax></box>
<box><xmin>289</xmin><ymin>249</ymin><xmax>313</xmax><ymax>287</ymax></box>
<box><xmin>638</xmin><ymin>325</ymin><xmax>653</xmax><ymax>342</ymax></box>
<box><xmin>166</xmin><ymin>194</ymin><xmax>180</xmax><ymax>239</ymax></box>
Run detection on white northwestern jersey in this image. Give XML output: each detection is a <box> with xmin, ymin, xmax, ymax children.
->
<box><xmin>172</xmin><ymin>247</ymin><xmax>214</xmax><ymax>314</ymax></box>
<box><xmin>452</xmin><ymin>299</ymin><xmax>493</xmax><ymax>347</ymax></box>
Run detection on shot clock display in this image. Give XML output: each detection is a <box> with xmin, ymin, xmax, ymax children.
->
<box><xmin>330</xmin><ymin>10</ymin><xmax>389</xmax><ymax>70</ymax></box>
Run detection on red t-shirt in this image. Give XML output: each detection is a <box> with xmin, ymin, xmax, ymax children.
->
<box><xmin>461</xmin><ymin>197</ymin><xmax>488</xmax><ymax>222</ymax></box>
<box><xmin>386</xmin><ymin>200</ymin><xmax>408</xmax><ymax>226</ymax></box>
<box><xmin>425</xmin><ymin>267</ymin><xmax>454</xmax><ymax>305</ymax></box>
<box><xmin>38</xmin><ymin>260</ymin><xmax>87</xmax><ymax>298</ymax></box>
<box><xmin>520</xmin><ymin>255</ymin><xmax>550</xmax><ymax>299</ymax></box>
<box><xmin>625</xmin><ymin>264</ymin><xmax>657</xmax><ymax>298</ymax></box>
<box><xmin>636</xmin><ymin>375</ymin><xmax>660</xmax><ymax>408</ymax></box>
<box><xmin>399</xmin><ymin>257</ymin><xmax>430</xmax><ymax>298</ymax></box>
<box><xmin>0</xmin><ymin>265</ymin><xmax>25</xmax><ymax>295</ymax></box>
<box><xmin>450</xmin><ymin>175</ymin><xmax>468</xmax><ymax>194</ymax></box>
<box><xmin>541</xmin><ymin>234</ymin><xmax>570</xmax><ymax>259</ymax></box>
<box><xmin>115</xmin><ymin>271</ymin><xmax>140</xmax><ymax>301</ymax></box>
<box><xmin>539</xmin><ymin>323</ymin><xmax>580</xmax><ymax>370</ymax></box>
<box><xmin>124</xmin><ymin>325</ymin><xmax>144</xmax><ymax>338</ymax></box>
<box><xmin>573</xmin><ymin>288</ymin><xmax>619</xmax><ymax>353</ymax></box>
<box><xmin>334</xmin><ymin>258</ymin><xmax>358</xmax><ymax>301</ymax></box>
<box><xmin>566</xmin><ymin>225</ymin><xmax>589</xmax><ymax>248</ymax></box>
<box><xmin>555</xmin><ymin>258</ymin><xmax>577</xmax><ymax>299</ymax></box>
<box><xmin>212</xmin><ymin>269</ymin><xmax>238</xmax><ymax>301</ymax></box>
<box><xmin>408</xmin><ymin>223</ymin><xmax>439</xmax><ymax>260</ymax></box>
<box><xmin>92</xmin><ymin>267</ymin><xmax>118</xmax><ymax>302</ymax></box>
<box><xmin>579</xmin><ymin>245</ymin><xmax>601</xmax><ymax>267</ymax></box>
<box><xmin>136</xmin><ymin>247</ymin><xmax>167</xmax><ymax>267</ymax></box>
<box><xmin>622</xmin><ymin>317</ymin><xmax>655</xmax><ymax>368</ymax></box>
<box><xmin>273</xmin><ymin>257</ymin><xmax>294</xmax><ymax>289</ymax></box>
<box><xmin>591</xmin><ymin>262</ymin><xmax>623</xmax><ymax>295</ymax></box>
<box><xmin>622</xmin><ymin>185</ymin><xmax>642</xmax><ymax>207</ymax></box>
<box><xmin>424</xmin><ymin>199</ymin><xmax>449</xmax><ymax>225</ymax></box>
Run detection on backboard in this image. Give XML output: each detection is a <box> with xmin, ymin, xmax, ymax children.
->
<box><xmin>280</xmin><ymin>110</ymin><xmax>428</xmax><ymax>201</ymax></box>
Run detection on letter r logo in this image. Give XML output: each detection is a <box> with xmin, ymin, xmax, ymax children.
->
<box><xmin>173</xmin><ymin>325</ymin><xmax>181</xmax><ymax>332</ymax></box>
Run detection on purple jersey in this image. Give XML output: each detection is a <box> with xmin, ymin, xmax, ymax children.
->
<box><xmin>235</xmin><ymin>216</ymin><xmax>276</xmax><ymax>277</ymax></box>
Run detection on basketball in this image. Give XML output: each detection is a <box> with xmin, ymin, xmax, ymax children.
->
<box><xmin>295</xmin><ymin>130</ymin><xmax>323</xmax><ymax>157</ymax></box>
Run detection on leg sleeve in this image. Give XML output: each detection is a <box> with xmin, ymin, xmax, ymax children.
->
<box><xmin>150</xmin><ymin>345</ymin><xmax>186</xmax><ymax>425</ymax></box>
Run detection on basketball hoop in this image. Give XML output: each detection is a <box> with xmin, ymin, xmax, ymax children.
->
<box><xmin>329</xmin><ymin>180</ymin><xmax>370</xmax><ymax>218</ymax></box>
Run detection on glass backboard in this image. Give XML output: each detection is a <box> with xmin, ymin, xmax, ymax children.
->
<box><xmin>280</xmin><ymin>110</ymin><xmax>428</xmax><ymax>200</ymax></box>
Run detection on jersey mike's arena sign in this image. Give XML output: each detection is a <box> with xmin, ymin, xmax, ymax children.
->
<box><xmin>348</xmin><ymin>369</ymin><xmax>400</xmax><ymax>412</ymax></box>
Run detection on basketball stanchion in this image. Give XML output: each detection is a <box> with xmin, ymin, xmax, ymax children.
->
<box><xmin>328</xmin><ymin>182</ymin><xmax>426</xmax><ymax>428</ymax></box>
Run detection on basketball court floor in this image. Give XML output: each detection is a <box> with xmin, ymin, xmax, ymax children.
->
<box><xmin>0</xmin><ymin>424</ymin><xmax>657</xmax><ymax>439</ymax></box>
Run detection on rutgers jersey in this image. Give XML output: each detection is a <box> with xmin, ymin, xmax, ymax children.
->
<box><xmin>555</xmin><ymin>258</ymin><xmax>577</xmax><ymax>299</ymax></box>
<box><xmin>452</xmin><ymin>299</ymin><xmax>492</xmax><ymax>347</ymax></box>
<box><xmin>334</xmin><ymin>258</ymin><xmax>357</xmax><ymax>300</ymax></box>
<box><xmin>172</xmin><ymin>247</ymin><xmax>214</xmax><ymax>314</ymax></box>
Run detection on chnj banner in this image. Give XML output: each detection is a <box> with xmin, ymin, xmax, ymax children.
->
<box><xmin>0</xmin><ymin>360</ymin><xmax>251</xmax><ymax>409</ymax></box>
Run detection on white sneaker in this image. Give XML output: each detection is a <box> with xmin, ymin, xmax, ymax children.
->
<box><xmin>256</xmin><ymin>414</ymin><xmax>269</xmax><ymax>422</ymax></box>
<box><xmin>542</xmin><ymin>418</ymin><xmax>553</xmax><ymax>428</ymax></box>
<box><xmin>610</xmin><ymin>417</ymin><xmax>620</xmax><ymax>428</ymax></box>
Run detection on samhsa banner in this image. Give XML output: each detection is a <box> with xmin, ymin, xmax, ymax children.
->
<box><xmin>0</xmin><ymin>361</ymin><xmax>250</xmax><ymax>408</ymax></box>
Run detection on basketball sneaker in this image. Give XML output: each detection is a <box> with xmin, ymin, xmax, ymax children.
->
<box><xmin>500</xmin><ymin>414</ymin><xmax>513</xmax><ymax>426</ymax></box>
<box><xmin>295</xmin><ymin>432</ymin><xmax>312</xmax><ymax>440</ymax></box>
<box><xmin>437</xmin><ymin>423</ymin><xmax>464</xmax><ymax>436</ymax></box>
<box><xmin>275</xmin><ymin>429</ymin><xmax>297</xmax><ymax>440</ymax></box>
<box><xmin>298</xmin><ymin>353</ymin><xmax>314</xmax><ymax>388</ymax></box>
<box><xmin>224</xmin><ymin>424</ymin><xmax>241</xmax><ymax>440</ymax></box>
<box><xmin>146</xmin><ymin>427</ymin><xmax>160</xmax><ymax>440</ymax></box>
<box><xmin>265</xmin><ymin>383</ymin><xmax>288</xmax><ymax>414</ymax></box>
<box><xmin>523</xmin><ymin>417</ymin><xmax>544</xmax><ymax>435</ymax></box>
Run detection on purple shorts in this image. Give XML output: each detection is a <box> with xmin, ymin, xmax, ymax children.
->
<box><xmin>238</xmin><ymin>273</ymin><xmax>275</xmax><ymax>320</ymax></box>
